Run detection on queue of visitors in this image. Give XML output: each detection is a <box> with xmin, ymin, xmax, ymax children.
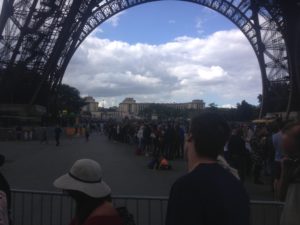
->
<box><xmin>105</xmin><ymin>120</ymin><xmax>186</xmax><ymax>159</ymax></box>
<box><xmin>103</xmin><ymin>116</ymin><xmax>296</xmax><ymax>193</ymax></box>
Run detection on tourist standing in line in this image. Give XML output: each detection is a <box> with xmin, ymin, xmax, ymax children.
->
<box><xmin>85</xmin><ymin>126</ymin><xmax>90</xmax><ymax>142</ymax></box>
<box><xmin>41</xmin><ymin>127</ymin><xmax>48</xmax><ymax>144</ymax></box>
<box><xmin>136</xmin><ymin>125</ymin><xmax>144</xmax><ymax>152</ymax></box>
<box><xmin>227</xmin><ymin>127</ymin><xmax>248</xmax><ymax>182</ymax></box>
<box><xmin>54</xmin><ymin>125</ymin><xmax>62</xmax><ymax>146</ymax></box>
<box><xmin>166</xmin><ymin>113</ymin><xmax>249</xmax><ymax>225</ymax></box>
<box><xmin>251</xmin><ymin>127</ymin><xmax>268</xmax><ymax>185</ymax></box>
<box><xmin>272</xmin><ymin>122</ymin><xmax>284</xmax><ymax>199</ymax></box>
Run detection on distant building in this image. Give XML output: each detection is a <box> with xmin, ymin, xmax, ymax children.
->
<box><xmin>81</xmin><ymin>96</ymin><xmax>100</xmax><ymax>118</ymax></box>
<box><xmin>119</xmin><ymin>98</ymin><xmax>137</xmax><ymax>114</ymax></box>
<box><xmin>82</xmin><ymin>96</ymin><xmax>98</xmax><ymax>112</ymax></box>
<box><xmin>119</xmin><ymin>98</ymin><xmax>205</xmax><ymax>115</ymax></box>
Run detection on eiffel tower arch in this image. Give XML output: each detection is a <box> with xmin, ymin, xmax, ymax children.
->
<box><xmin>0</xmin><ymin>0</ymin><xmax>295</xmax><ymax>116</ymax></box>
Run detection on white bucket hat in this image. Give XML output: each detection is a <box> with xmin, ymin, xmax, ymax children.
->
<box><xmin>53</xmin><ymin>159</ymin><xmax>111</xmax><ymax>198</ymax></box>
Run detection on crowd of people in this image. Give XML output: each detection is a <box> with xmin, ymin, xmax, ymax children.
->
<box><xmin>1</xmin><ymin>112</ymin><xmax>299</xmax><ymax>225</ymax></box>
<box><xmin>104</xmin><ymin>120</ymin><xmax>187</xmax><ymax>159</ymax></box>
<box><xmin>224</xmin><ymin>119</ymin><xmax>299</xmax><ymax>199</ymax></box>
<box><xmin>103</xmin><ymin>116</ymin><xmax>296</xmax><ymax>194</ymax></box>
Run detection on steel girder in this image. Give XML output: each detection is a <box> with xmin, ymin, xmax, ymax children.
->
<box><xmin>278</xmin><ymin>0</ymin><xmax>300</xmax><ymax>115</ymax></box>
<box><xmin>0</xmin><ymin>0</ymin><xmax>292</xmax><ymax>114</ymax></box>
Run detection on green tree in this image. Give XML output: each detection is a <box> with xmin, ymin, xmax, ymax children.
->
<box><xmin>56</xmin><ymin>84</ymin><xmax>86</xmax><ymax>114</ymax></box>
<box><xmin>236</xmin><ymin>100</ymin><xmax>258</xmax><ymax>121</ymax></box>
<box><xmin>204</xmin><ymin>103</ymin><xmax>218</xmax><ymax>113</ymax></box>
<box><xmin>208</xmin><ymin>102</ymin><xmax>218</xmax><ymax>109</ymax></box>
<box><xmin>47</xmin><ymin>84</ymin><xmax>86</xmax><ymax>119</ymax></box>
<box><xmin>257</xmin><ymin>94</ymin><xmax>263</xmax><ymax>106</ymax></box>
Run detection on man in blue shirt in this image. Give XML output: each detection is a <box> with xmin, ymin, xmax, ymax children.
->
<box><xmin>166</xmin><ymin>113</ymin><xmax>249</xmax><ymax>225</ymax></box>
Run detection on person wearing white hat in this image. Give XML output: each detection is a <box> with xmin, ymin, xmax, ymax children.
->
<box><xmin>54</xmin><ymin>159</ymin><xmax>123</xmax><ymax>225</ymax></box>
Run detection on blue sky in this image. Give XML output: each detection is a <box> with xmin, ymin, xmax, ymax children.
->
<box><xmin>64</xmin><ymin>1</ymin><xmax>261</xmax><ymax>108</ymax></box>
<box><xmin>99</xmin><ymin>2</ymin><xmax>235</xmax><ymax>44</ymax></box>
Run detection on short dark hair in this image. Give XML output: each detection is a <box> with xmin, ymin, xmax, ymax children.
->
<box><xmin>0</xmin><ymin>154</ymin><xmax>5</xmax><ymax>167</ymax></box>
<box><xmin>190</xmin><ymin>112</ymin><xmax>230</xmax><ymax>159</ymax></box>
<box><xmin>283</xmin><ymin>122</ymin><xmax>300</xmax><ymax>150</ymax></box>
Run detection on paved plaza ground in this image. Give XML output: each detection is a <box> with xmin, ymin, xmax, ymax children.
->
<box><xmin>0</xmin><ymin>133</ymin><xmax>273</xmax><ymax>200</ymax></box>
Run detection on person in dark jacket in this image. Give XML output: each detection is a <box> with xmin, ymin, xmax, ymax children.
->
<box><xmin>54</xmin><ymin>125</ymin><xmax>62</xmax><ymax>146</ymax></box>
<box><xmin>228</xmin><ymin>128</ymin><xmax>248</xmax><ymax>182</ymax></box>
<box><xmin>166</xmin><ymin>113</ymin><xmax>249</xmax><ymax>225</ymax></box>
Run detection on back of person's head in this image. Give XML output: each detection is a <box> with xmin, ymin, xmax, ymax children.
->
<box><xmin>0</xmin><ymin>155</ymin><xmax>5</xmax><ymax>167</ymax></box>
<box><xmin>275</xmin><ymin>120</ymin><xmax>285</xmax><ymax>131</ymax></box>
<box><xmin>190</xmin><ymin>112</ymin><xmax>230</xmax><ymax>160</ymax></box>
<box><xmin>236</xmin><ymin>128</ymin><xmax>243</xmax><ymax>137</ymax></box>
<box><xmin>282</xmin><ymin>121</ymin><xmax>300</xmax><ymax>154</ymax></box>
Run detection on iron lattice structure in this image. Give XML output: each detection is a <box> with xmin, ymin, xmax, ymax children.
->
<box><xmin>0</xmin><ymin>0</ymin><xmax>298</xmax><ymax>114</ymax></box>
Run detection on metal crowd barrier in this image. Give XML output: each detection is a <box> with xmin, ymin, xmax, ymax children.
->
<box><xmin>11</xmin><ymin>189</ymin><xmax>284</xmax><ymax>225</ymax></box>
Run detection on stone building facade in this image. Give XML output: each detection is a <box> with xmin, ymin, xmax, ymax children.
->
<box><xmin>119</xmin><ymin>98</ymin><xmax>205</xmax><ymax>115</ymax></box>
<box><xmin>81</xmin><ymin>96</ymin><xmax>101</xmax><ymax>118</ymax></box>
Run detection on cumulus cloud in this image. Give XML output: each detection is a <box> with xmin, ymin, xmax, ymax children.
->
<box><xmin>64</xmin><ymin>29</ymin><xmax>261</xmax><ymax>107</ymax></box>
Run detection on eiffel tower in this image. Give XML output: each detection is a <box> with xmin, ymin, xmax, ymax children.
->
<box><xmin>0</xmin><ymin>0</ymin><xmax>299</xmax><ymax>116</ymax></box>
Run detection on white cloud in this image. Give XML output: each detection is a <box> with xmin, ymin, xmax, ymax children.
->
<box><xmin>90</xmin><ymin>27</ymin><xmax>104</xmax><ymax>36</ymax></box>
<box><xmin>105</xmin><ymin>12</ymin><xmax>125</xmax><ymax>27</ymax></box>
<box><xmin>196</xmin><ymin>17</ymin><xmax>204</xmax><ymax>35</ymax></box>
<box><xmin>0</xmin><ymin>0</ymin><xmax>3</xmax><ymax>12</ymax></box>
<box><xmin>220</xmin><ymin>104</ymin><xmax>236</xmax><ymax>108</ymax></box>
<box><xmin>64</xmin><ymin>29</ymin><xmax>261</xmax><ymax>107</ymax></box>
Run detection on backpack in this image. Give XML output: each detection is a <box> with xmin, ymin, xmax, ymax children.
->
<box><xmin>116</xmin><ymin>207</ymin><xmax>136</xmax><ymax>225</ymax></box>
<box><xmin>147</xmin><ymin>158</ymin><xmax>158</xmax><ymax>169</ymax></box>
<box><xmin>0</xmin><ymin>191</ymin><xmax>8</xmax><ymax>225</ymax></box>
